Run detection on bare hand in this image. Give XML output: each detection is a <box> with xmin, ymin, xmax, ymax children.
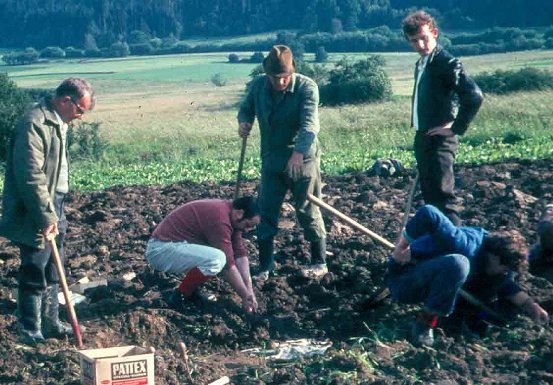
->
<box><xmin>392</xmin><ymin>246</ymin><xmax>412</xmax><ymax>265</ymax></box>
<box><xmin>426</xmin><ymin>122</ymin><xmax>455</xmax><ymax>137</ymax></box>
<box><xmin>287</xmin><ymin>151</ymin><xmax>304</xmax><ymax>180</ymax></box>
<box><xmin>243</xmin><ymin>294</ymin><xmax>258</xmax><ymax>314</ymax></box>
<box><xmin>528</xmin><ymin>303</ymin><xmax>549</xmax><ymax>324</ymax></box>
<box><xmin>239</xmin><ymin>122</ymin><xmax>253</xmax><ymax>138</ymax></box>
<box><xmin>43</xmin><ymin>223</ymin><xmax>59</xmax><ymax>241</ymax></box>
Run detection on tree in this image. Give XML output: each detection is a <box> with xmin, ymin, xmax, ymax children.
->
<box><xmin>250</xmin><ymin>52</ymin><xmax>265</xmax><ymax>63</ymax></box>
<box><xmin>108</xmin><ymin>42</ymin><xmax>130</xmax><ymax>57</ymax></box>
<box><xmin>320</xmin><ymin>55</ymin><xmax>392</xmax><ymax>105</ymax></box>
<box><xmin>0</xmin><ymin>74</ymin><xmax>32</xmax><ymax>161</ymax></box>
<box><xmin>315</xmin><ymin>46</ymin><xmax>329</xmax><ymax>63</ymax></box>
<box><xmin>40</xmin><ymin>46</ymin><xmax>66</xmax><ymax>59</ymax></box>
<box><xmin>228</xmin><ymin>53</ymin><xmax>240</xmax><ymax>63</ymax></box>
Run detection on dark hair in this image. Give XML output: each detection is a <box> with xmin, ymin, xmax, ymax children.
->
<box><xmin>402</xmin><ymin>11</ymin><xmax>436</xmax><ymax>38</ymax></box>
<box><xmin>55</xmin><ymin>77</ymin><xmax>96</xmax><ymax>110</ymax></box>
<box><xmin>538</xmin><ymin>220</ymin><xmax>553</xmax><ymax>251</ymax></box>
<box><xmin>483</xmin><ymin>230</ymin><xmax>528</xmax><ymax>272</ymax></box>
<box><xmin>232</xmin><ymin>196</ymin><xmax>259</xmax><ymax>219</ymax></box>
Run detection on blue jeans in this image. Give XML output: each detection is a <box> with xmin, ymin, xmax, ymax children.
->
<box><xmin>145</xmin><ymin>238</ymin><xmax>226</xmax><ymax>277</ymax></box>
<box><xmin>387</xmin><ymin>253</ymin><xmax>470</xmax><ymax>316</ymax></box>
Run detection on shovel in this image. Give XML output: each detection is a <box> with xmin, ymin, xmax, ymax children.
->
<box><xmin>49</xmin><ymin>237</ymin><xmax>84</xmax><ymax>348</ymax></box>
<box><xmin>234</xmin><ymin>137</ymin><xmax>248</xmax><ymax>199</ymax></box>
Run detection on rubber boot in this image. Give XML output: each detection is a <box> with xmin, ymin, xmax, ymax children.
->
<box><xmin>17</xmin><ymin>287</ymin><xmax>46</xmax><ymax>345</ymax></box>
<box><xmin>42</xmin><ymin>284</ymin><xmax>73</xmax><ymax>339</ymax></box>
<box><xmin>169</xmin><ymin>267</ymin><xmax>213</xmax><ymax>312</ymax></box>
<box><xmin>257</xmin><ymin>237</ymin><xmax>275</xmax><ymax>273</ymax></box>
<box><xmin>310</xmin><ymin>238</ymin><xmax>327</xmax><ymax>265</ymax></box>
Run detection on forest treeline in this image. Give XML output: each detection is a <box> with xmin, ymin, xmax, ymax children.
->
<box><xmin>1</xmin><ymin>0</ymin><xmax>552</xmax><ymax>50</ymax></box>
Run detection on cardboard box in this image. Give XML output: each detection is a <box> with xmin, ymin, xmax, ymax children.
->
<box><xmin>79</xmin><ymin>345</ymin><xmax>155</xmax><ymax>385</ymax></box>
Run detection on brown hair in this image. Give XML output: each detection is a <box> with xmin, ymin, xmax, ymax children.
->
<box><xmin>402</xmin><ymin>11</ymin><xmax>436</xmax><ymax>38</ymax></box>
<box><xmin>483</xmin><ymin>230</ymin><xmax>528</xmax><ymax>272</ymax></box>
<box><xmin>55</xmin><ymin>78</ymin><xmax>96</xmax><ymax>110</ymax></box>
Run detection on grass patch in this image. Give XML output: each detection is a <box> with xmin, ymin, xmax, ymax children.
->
<box><xmin>1</xmin><ymin>50</ymin><xmax>553</xmax><ymax>191</ymax></box>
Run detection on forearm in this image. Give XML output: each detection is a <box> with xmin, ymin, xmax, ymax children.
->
<box><xmin>222</xmin><ymin>265</ymin><xmax>250</xmax><ymax>300</ymax></box>
<box><xmin>234</xmin><ymin>256</ymin><xmax>253</xmax><ymax>292</ymax></box>
<box><xmin>451</xmin><ymin>76</ymin><xmax>483</xmax><ymax>135</ymax></box>
<box><xmin>510</xmin><ymin>291</ymin><xmax>548</xmax><ymax>322</ymax></box>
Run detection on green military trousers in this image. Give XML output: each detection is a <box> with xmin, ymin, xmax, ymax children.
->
<box><xmin>257</xmin><ymin>156</ymin><xmax>326</xmax><ymax>242</ymax></box>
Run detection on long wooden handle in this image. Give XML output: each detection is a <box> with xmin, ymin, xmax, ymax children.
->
<box><xmin>50</xmin><ymin>238</ymin><xmax>83</xmax><ymax>348</ymax></box>
<box><xmin>399</xmin><ymin>172</ymin><xmax>419</xmax><ymax>237</ymax></box>
<box><xmin>234</xmin><ymin>137</ymin><xmax>248</xmax><ymax>200</ymax></box>
<box><xmin>307</xmin><ymin>193</ymin><xmax>395</xmax><ymax>250</ymax></box>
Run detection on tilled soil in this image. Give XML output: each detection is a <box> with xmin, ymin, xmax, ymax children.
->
<box><xmin>1</xmin><ymin>159</ymin><xmax>553</xmax><ymax>385</ymax></box>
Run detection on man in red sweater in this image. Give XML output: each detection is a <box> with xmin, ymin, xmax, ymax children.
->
<box><xmin>146</xmin><ymin>196</ymin><xmax>260</xmax><ymax>313</ymax></box>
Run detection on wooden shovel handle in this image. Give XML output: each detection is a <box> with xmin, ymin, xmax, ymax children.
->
<box><xmin>50</xmin><ymin>238</ymin><xmax>83</xmax><ymax>348</ymax></box>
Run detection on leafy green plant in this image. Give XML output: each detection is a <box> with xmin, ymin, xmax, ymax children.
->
<box><xmin>67</xmin><ymin>121</ymin><xmax>108</xmax><ymax>162</ymax></box>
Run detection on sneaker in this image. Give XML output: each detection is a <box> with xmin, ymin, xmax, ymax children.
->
<box><xmin>253</xmin><ymin>270</ymin><xmax>270</xmax><ymax>282</ymax></box>
<box><xmin>299</xmin><ymin>263</ymin><xmax>328</xmax><ymax>278</ymax></box>
<box><xmin>189</xmin><ymin>288</ymin><xmax>216</xmax><ymax>306</ymax></box>
<box><xmin>410</xmin><ymin>321</ymin><xmax>435</xmax><ymax>347</ymax></box>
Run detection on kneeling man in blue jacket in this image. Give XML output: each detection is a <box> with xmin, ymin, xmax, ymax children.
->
<box><xmin>387</xmin><ymin>205</ymin><xmax>548</xmax><ymax>347</ymax></box>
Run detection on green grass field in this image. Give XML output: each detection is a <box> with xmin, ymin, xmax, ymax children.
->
<box><xmin>2</xmin><ymin>48</ymin><xmax>553</xmax><ymax>191</ymax></box>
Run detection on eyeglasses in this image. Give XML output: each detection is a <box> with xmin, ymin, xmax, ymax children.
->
<box><xmin>70</xmin><ymin>97</ymin><xmax>85</xmax><ymax>115</ymax></box>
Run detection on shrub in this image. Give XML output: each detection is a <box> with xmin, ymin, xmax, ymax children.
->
<box><xmin>2</xmin><ymin>47</ymin><xmax>40</xmax><ymax>65</ymax></box>
<box><xmin>474</xmin><ymin>67</ymin><xmax>553</xmax><ymax>94</ymax></box>
<box><xmin>107</xmin><ymin>42</ymin><xmax>130</xmax><ymax>57</ymax></box>
<box><xmin>65</xmin><ymin>46</ymin><xmax>85</xmax><ymax>58</ymax></box>
<box><xmin>128</xmin><ymin>30</ymin><xmax>151</xmax><ymax>44</ymax></box>
<box><xmin>67</xmin><ymin>121</ymin><xmax>107</xmax><ymax>161</ymax></box>
<box><xmin>250</xmin><ymin>52</ymin><xmax>265</xmax><ymax>63</ymax></box>
<box><xmin>320</xmin><ymin>56</ymin><xmax>392</xmax><ymax>105</ymax></box>
<box><xmin>211</xmin><ymin>73</ymin><xmax>227</xmax><ymax>87</ymax></box>
<box><xmin>0</xmin><ymin>74</ymin><xmax>33</xmax><ymax>160</ymax></box>
<box><xmin>228</xmin><ymin>53</ymin><xmax>240</xmax><ymax>63</ymax></box>
<box><xmin>40</xmin><ymin>46</ymin><xmax>65</xmax><ymax>59</ymax></box>
<box><xmin>315</xmin><ymin>46</ymin><xmax>329</xmax><ymax>63</ymax></box>
<box><xmin>165</xmin><ymin>41</ymin><xmax>192</xmax><ymax>54</ymax></box>
<box><xmin>295</xmin><ymin>61</ymin><xmax>329</xmax><ymax>84</ymax></box>
<box><xmin>129</xmin><ymin>43</ymin><xmax>154</xmax><ymax>55</ymax></box>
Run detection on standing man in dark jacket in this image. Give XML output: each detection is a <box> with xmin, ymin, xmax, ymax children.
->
<box><xmin>238</xmin><ymin>45</ymin><xmax>327</xmax><ymax>281</ymax></box>
<box><xmin>0</xmin><ymin>78</ymin><xmax>95</xmax><ymax>345</ymax></box>
<box><xmin>403</xmin><ymin>11</ymin><xmax>483</xmax><ymax>225</ymax></box>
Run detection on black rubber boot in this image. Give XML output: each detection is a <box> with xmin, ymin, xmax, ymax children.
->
<box><xmin>17</xmin><ymin>288</ymin><xmax>46</xmax><ymax>345</ymax></box>
<box><xmin>42</xmin><ymin>284</ymin><xmax>73</xmax><ymax>339</ymax></box>
<box><xmin>310</xmin><ymin>238</ymin><xmax>327</xmax><ymax>265</ymax></box>
<box><xmin>257</xmin><ymin>237</ymin><xmax>275</xmax><ymax>272</ymax></box>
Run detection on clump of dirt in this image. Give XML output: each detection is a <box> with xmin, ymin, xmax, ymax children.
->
<box><xmin>1</xmin><ymin>159</ymin><xmax>553</xmax><ymax>384</ymax></box>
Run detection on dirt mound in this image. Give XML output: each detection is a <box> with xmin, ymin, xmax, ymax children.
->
<box><xmin>1</xmin><ymin>159</ymin><xmax>553</xmax><ymax>384</ymax></box>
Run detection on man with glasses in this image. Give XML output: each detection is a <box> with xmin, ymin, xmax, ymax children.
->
<box><xmin>238</xmin><ymin>45</ymin><xmax>328</xmax><ymax>282</ymax></box>
<box><xmin>0</xmin><ymin>77</ymin><xmax>95</xmax><ymax>345</ymax></box>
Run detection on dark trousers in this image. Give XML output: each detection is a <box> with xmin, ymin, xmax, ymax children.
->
<box><xmin>18</xmin><ymin>192</ymin><xmax>67</xmax><ymax>291</ymax></box>
<box><xmin>257</xmin><ymin>158</ymin><xmax>326</xmax><ymax>242</ymax></box>
<box><xmin>414</xmin><ymin>132</ymin><xmax>461</xmax><ymax>225</ymax></box>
